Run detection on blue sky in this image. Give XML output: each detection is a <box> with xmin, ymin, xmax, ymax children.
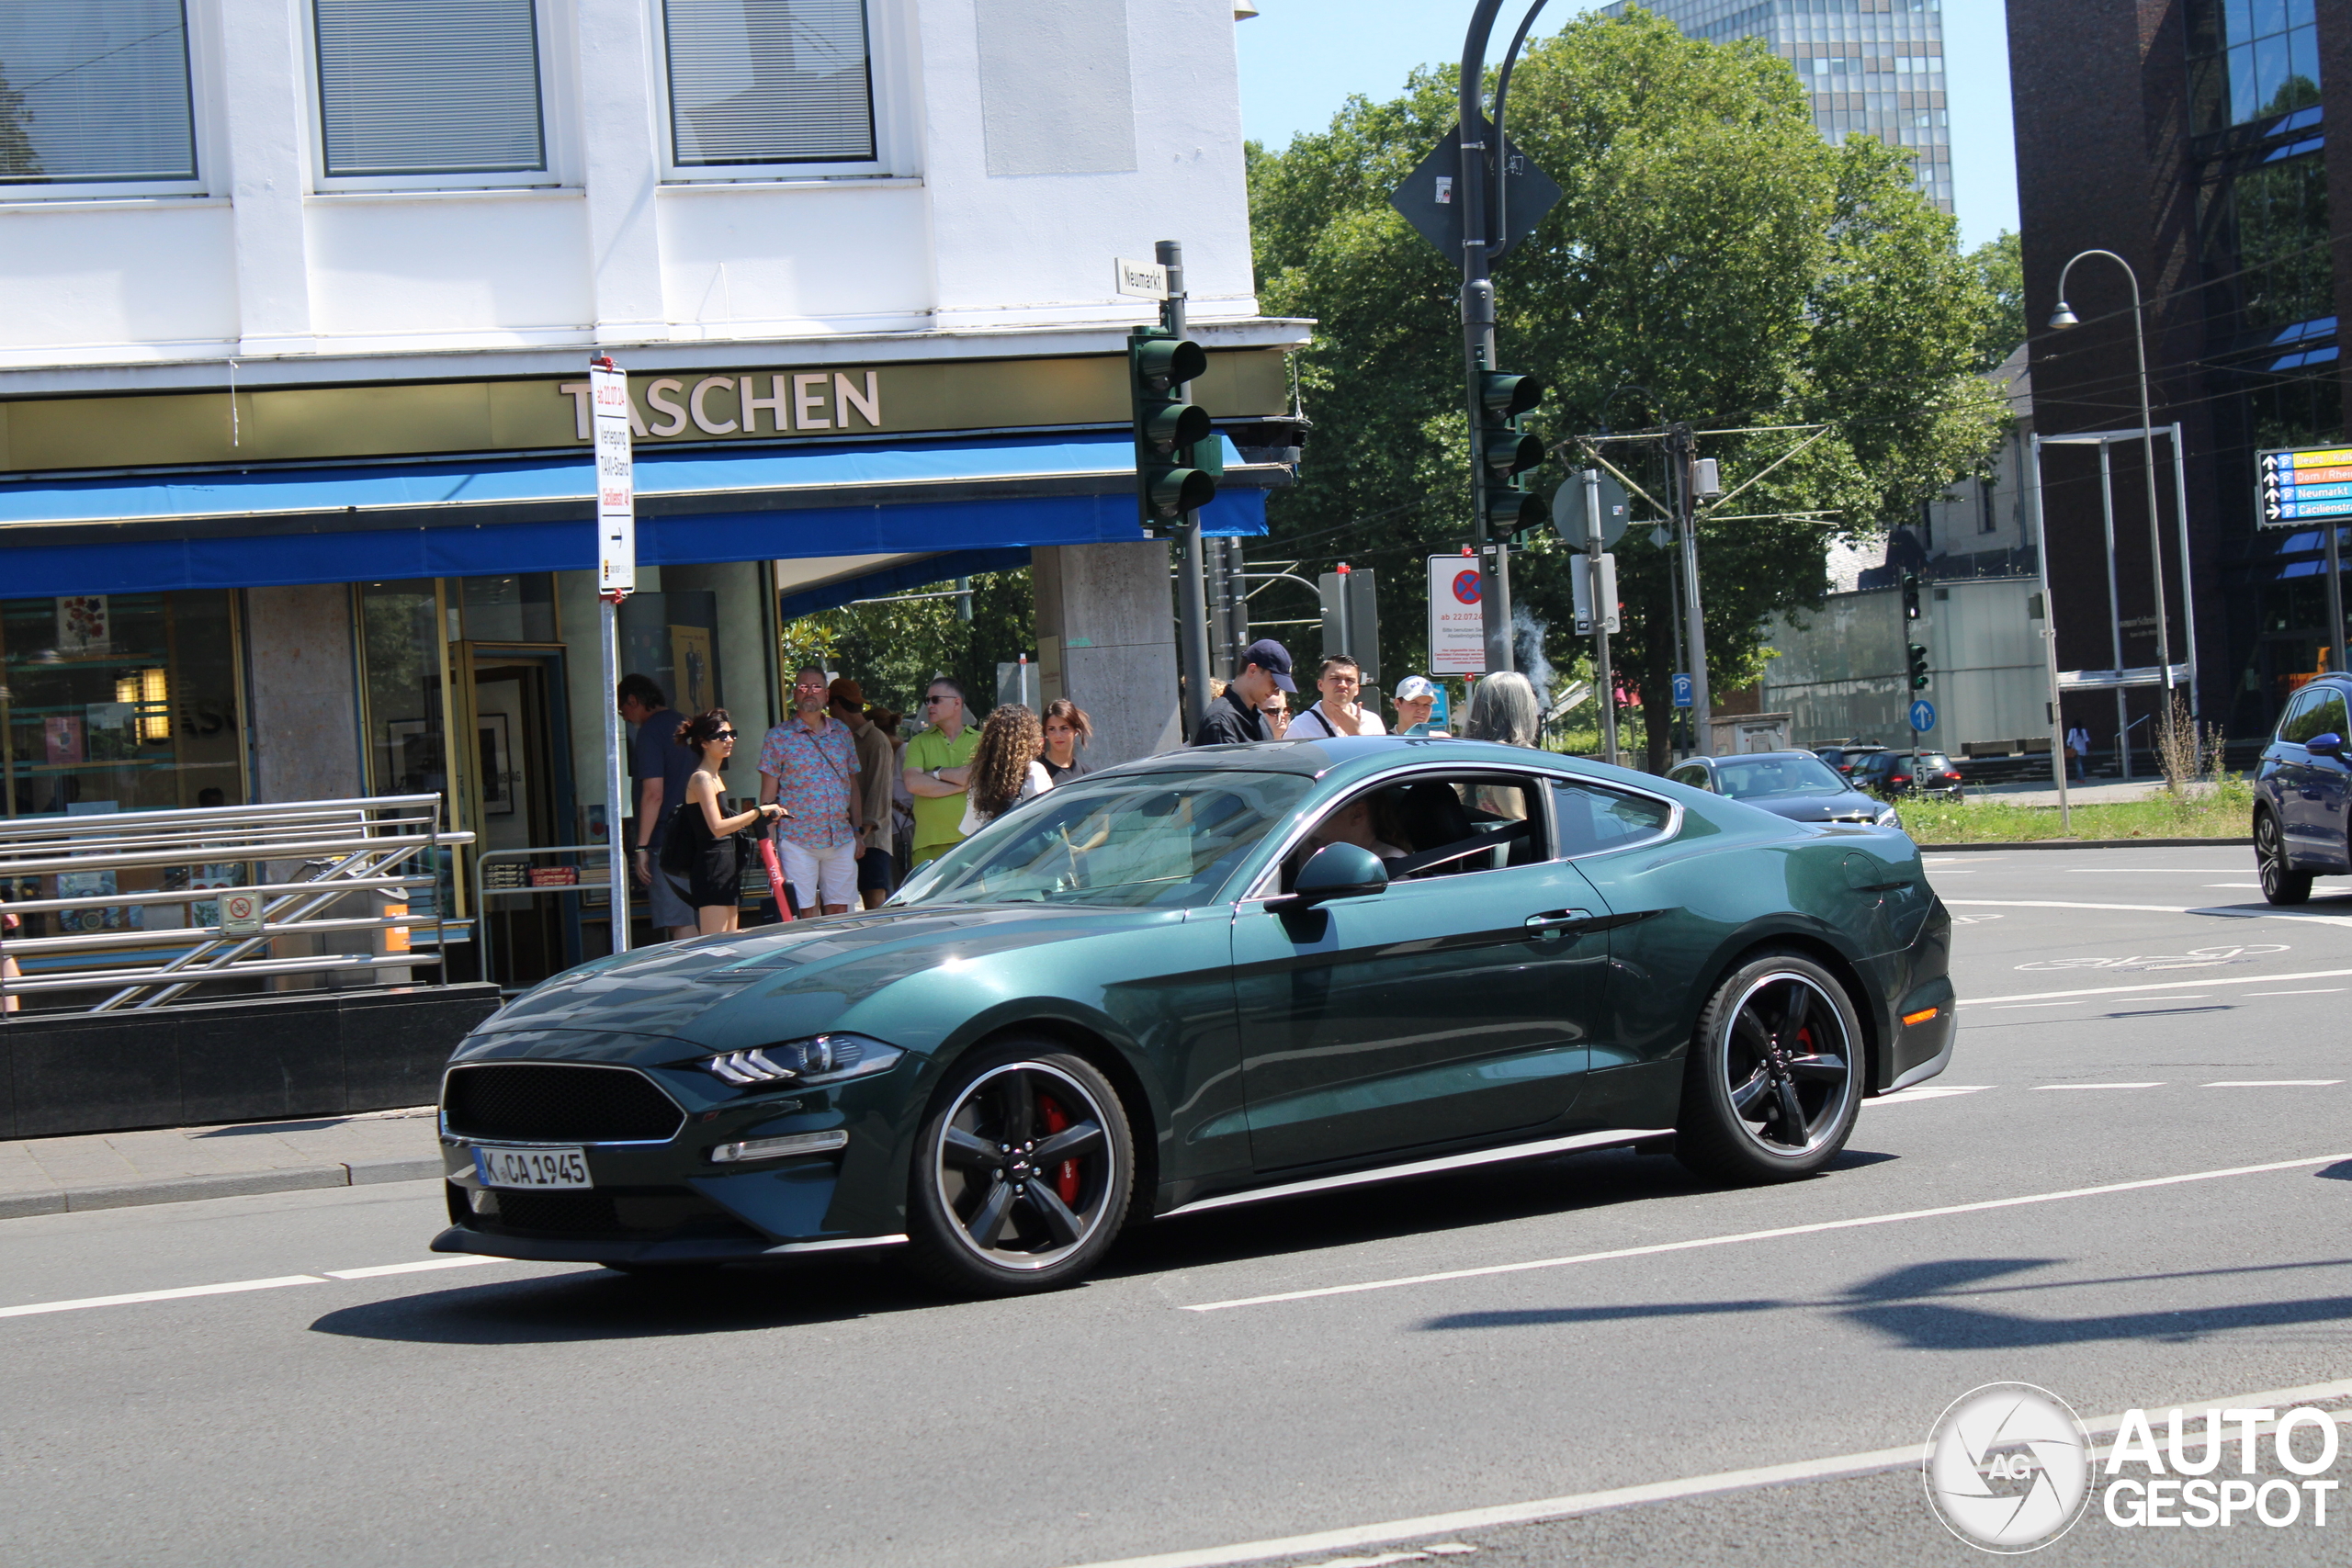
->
<box><xmin>1234</xmin><ymin>0</ymin><xmax>2018</xmax><ymax>251</ymax></box>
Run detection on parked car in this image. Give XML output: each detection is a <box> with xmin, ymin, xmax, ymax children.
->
<box><xmin>1815</xmin><ymin>742</ymin><xmax>1889</xmax><ymax>779</ymax></box>
<box><xmin>431</xmin><ymin>739</ymin><xmax>1955</xmax><ymax>1295</ymax></box>
<box><xmin>2256</xmin><ymin>674</ymin><xmax>2352</xmax><ymax>905</ymax></box>
<box><xmin>1668</xmin><ymin>750</ymin><xmax>1901</xmax><ymax>828</ymax></box>
<box><xmin>1853</xmin><ymin>750</ymin><xmax>1965</xmax><ymax>801</ymax></box>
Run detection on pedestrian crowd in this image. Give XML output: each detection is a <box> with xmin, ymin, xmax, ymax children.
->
<box><xmin>616</xmin><ymin>667</ymin><xmax>1099</xmax><ymax>932</ymax></box>
<box><xmin>613</xmin><ymin>633</ymin><xmax>1481</xmax><ymax>939</ymax></box>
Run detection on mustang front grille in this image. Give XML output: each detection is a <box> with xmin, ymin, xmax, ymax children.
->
<box><xmin>442</xmin><ymin>1063</ymin><xmax>684</xmax><ymax>1143</ymax></box>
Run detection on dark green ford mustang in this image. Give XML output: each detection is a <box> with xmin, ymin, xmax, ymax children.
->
<box><xmin>433</xmin><ymin>737</ymin><xmax>1954</xmax><ymax>1293</ymax></box>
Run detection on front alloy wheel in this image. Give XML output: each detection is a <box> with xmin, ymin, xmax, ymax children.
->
<box><xmin>2256</xmin><ymin>809</ymin><xmax>2312</xmax><ymax>906</ymax></box>
<box><xmin>1677</xmin><ymin>953</ymin><xmax>1862</xmax><ymax>1183</ymax></box>
<box><xmin>907</xmin><ymin>1043</ymin><xmax>1132</xmax><ymax>1295</ymax></box>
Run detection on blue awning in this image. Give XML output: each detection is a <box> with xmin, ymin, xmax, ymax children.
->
<box><xmin>0</xmin><ymin>433</ymin><xmax>1273</xmax><ymax>597</ymax></box>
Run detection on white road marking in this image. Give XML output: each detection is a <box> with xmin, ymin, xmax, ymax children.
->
<box><xmin>2205</xmin><ymin>1079</ymin><xmax>2345</xmax><ymax>1088</ymax></box>
<box><xmin>2248</xmin><ymin>988</ymin><xmax>2346</xmax><ymax>996</ymax></box>
<box><xmin>1062</xmin><ymin>1379</ymin><xmax>2352</xmax><ymax>1568</ymax></box>
<box><xmin>2069</xmin><ymin>867</ymin><xmax>2256</xmax><ymax>873</ymax></box>
<box><xmin>0</xmin><ymin>1275</ymin><xmax>325</xmax><ymax>1319</ymax></box>
<box><xmin>1985</xmin><ymin>998</ymin><xmax>2088</xmax><ymax>1009</ymax></box>
<box><xmin>0</xmin><ymin>1258</ymin><xmax>520</xmax><ymax>1320</ymax></box>
<box><xmin>2032</xmin><ymin>1082</ymin><xmax>2165</xmax><ymax>1089</ymax></box>
<box><xmin>323</xmin><ymin>1258</ymin><xmax>506</xmax><ymax>1280</ymax></box>
<box><xmin>1179</xmin><ymin>1152</ymin><xmax>2352</xmax><ymax>1314</ymax></box>
<box><xmin>2207</xmin><ymin>883</ymin><xmax>2264</xmax><ymax>888</ymax></box>
<box><xmin>1866</xmin><ymin>1084</ymin><xmax>1995</xmax><ymax>1104</ymax></box>
<box><xmin>1949</xmin><ymin>897</ymin><xmax>2352</xmax><ymax>928</ymax></box>
<box><xmin>1969</xmin><ymin>965</ymin><xmax>2352</xmax><ymax>1005</ymax></box>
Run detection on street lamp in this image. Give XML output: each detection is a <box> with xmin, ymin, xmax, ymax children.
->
<box><xmin>2049</xmin><ymin>249</ymin><xmax>2177</xmax><ymax>767</ymax></box>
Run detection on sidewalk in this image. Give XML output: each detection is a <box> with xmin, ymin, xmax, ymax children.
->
<box><xmin>1965</xmin><ymin>778</ymin><xmax>2170</xmax><ymax>808</ymax></box>
<box><xmin>0</xmin><ymin>1107</ymin><xmax>442</xmax><ymax>1221</ymax></box>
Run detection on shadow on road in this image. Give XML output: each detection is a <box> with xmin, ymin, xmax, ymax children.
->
<box><xmin>1413</xmin><ymin>1253</ymin><xmax>2352</xmax><ymax>1348</ymax></box>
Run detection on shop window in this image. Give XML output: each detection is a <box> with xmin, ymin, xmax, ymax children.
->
<box><xmin>0</xmin><ymin>0</ymin><xmax>198</xmax><ymax>186</ymax></box>
<box><xmin>311</xmin><ymin>0</ymin><xmax>546</xmax><ymax>179</ymax></box>
<box><xmin>359</xmin><ymin>581</ymin><xmax>450</xmax><ymax>799</ymax></box>
<box><xmin>0</xmin><ymin>592</ymin><xmax>243</xmax><ymax>816</ymax></box>
<box><xmin>619</xmin><ymin>591</ymin><xmax>720</xmax><ymax>718</ymax></box>
<box><xmin>460</xmin><ymin>574</ymin><xmax>557</xmax><ymax>643</ymax></box>
<box><xmin>662</xmin><ymin>0</ymin><xmax>876</xmax><ymax>168</ymax></box>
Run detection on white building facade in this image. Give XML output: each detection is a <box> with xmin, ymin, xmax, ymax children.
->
<box><xmin>0</xmin><ymin>0</ymin><xmax>1300</xmax><ymax>984</ymax></box>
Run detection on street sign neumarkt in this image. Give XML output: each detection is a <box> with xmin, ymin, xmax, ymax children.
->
<box><xmin>2257</xmin><ymin>446</ymin><xmax>2352</xmax><ymax>526</ymax></box>
<box><xmin>1114</xmin><ymin>257</ymin><xmax>1171</xmax><ymax>300</ymax></box>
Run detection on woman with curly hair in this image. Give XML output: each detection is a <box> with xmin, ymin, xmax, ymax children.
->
<box><xmin>958</xmin><ymin>704</ymin><xmax>1052</xmax><ymax>834</ymax></box>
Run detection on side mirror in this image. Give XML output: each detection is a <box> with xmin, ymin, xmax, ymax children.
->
<box><xmin>2310</xmin><ymin>732</ymin><xmax>2345</xmax><ymax>758</ymax></box>
<box><xmin>1283</xmin><ymin>843</ymin><xmax>1388</xmax><ymax>908</ymax></box>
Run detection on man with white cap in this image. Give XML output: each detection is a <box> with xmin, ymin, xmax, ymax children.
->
<box><xmin>1393</xmin><ymin>674</ymin><xmax>1449</xmax><ymax>737</ymax></box>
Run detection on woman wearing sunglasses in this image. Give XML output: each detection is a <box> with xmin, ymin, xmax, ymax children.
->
<box><xmin>660</xmin><ymin>708</ymin><xmax>786</xmax><ymax>935</ymax></box>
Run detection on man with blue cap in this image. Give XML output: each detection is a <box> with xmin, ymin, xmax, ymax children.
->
<box><xmin>1192</xmin><ymin>637</ymin><xmax>1295</xmax><ymax>745</ymax></box>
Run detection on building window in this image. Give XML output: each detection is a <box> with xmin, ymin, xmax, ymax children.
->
<box><xmin>2188</xmin><ymin>0</ymin><xmax>2321</xmax><ymax>135</ymax></box>
<box><xmin>312</xmin><ymin>0</ymin><xmax>546</xmax><ymax>179</ymax></box>
<box><xmin>662</xmin><ymin>0</ymin><xmax>876</xmax><ymax>168</ymax></box>
<box><xmin>0</xmin><ymin>1</ymin><xmax>197</xmax><ymax>186</ymax></box>
<box><xmin>0</xmin><ymin>592</ymin><xmax>244</xmax><ymax>816</ymax></box>
<box><xmin>2199</xmin><ymin>150</ymin><xmax>2333</xmax><ymax>344</ymax></box>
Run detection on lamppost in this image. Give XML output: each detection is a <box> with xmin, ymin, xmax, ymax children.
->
<box><xmin>2049</xmin><ymin>249</ymin><xmax>2177</xmax><ymax>766</ymax></box>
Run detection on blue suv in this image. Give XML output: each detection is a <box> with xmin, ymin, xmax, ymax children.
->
<box><xmin>2256</xmin><ymin>675</ymin><xmax>2352</xmax><ymax>904</ymax></box>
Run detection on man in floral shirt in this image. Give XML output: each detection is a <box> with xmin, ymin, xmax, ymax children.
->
<box><xmin>758</xmin><ymin>665</ymin><xmax>862</xmax><ymax>917</ymax></box>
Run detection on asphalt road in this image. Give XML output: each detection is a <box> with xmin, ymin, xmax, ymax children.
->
<box><xmin>6</xmin><ymin>841</ymin><xmax>2352</xmax><ymax>1568</ymax></box>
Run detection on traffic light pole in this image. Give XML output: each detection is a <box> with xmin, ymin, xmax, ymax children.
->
<box><xmin>1668</xmin><ymin>422</ymin><xmax>1711</xmax><ymax>751</ymax></box>
<box><xmin>1458</xmin><ymin>0</ymin><xmax>1515</xmax><ymax>677</ymax></box>
<box><xmin>1160</xmin><ymin>240</ymin><xmax>1216</xmax><ymax>742</ymax></box>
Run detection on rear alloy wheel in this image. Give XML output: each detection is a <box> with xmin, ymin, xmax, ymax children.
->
<box><xmin>1676</xmin><ymin>953</ymin><xmax>1862</xmax><ymax>1184</ymax></box>
<box><xmin>906</xmin><ymin>1043</ymin><xmax>1132</xmax><ymax>1296</ymax></box>
<box><xmin>2256</xmin><ymin>810</ymin><xmax>2312</xmax><ymax>906</ymax></box>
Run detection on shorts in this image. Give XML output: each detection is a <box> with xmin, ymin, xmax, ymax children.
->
<box><xmin>781</xmin><ymin>836</ymin><xmax>858</xmax><ymax>910</ymax></box>
<box><xmin>644</xmin><ymin>852</ymin><xmax>695</xmax><ymax>929</ymax></box>
<box><xmin>857</xmin><ymin>844</ymin><xmax>895</xmax><ymax>895</ymax></box>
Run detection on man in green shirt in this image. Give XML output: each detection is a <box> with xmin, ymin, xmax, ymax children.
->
<box><xmin>901</xmin><ymin>676</ymin><xmax>980</xmax><ymax>869</ymax></box>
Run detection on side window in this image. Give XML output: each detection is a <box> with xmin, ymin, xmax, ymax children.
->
<box><xmin>2281</xmin><ymin>687</ymin><xmax>2330</xmax><ymax>743</ymax></box>
<box><xmin>1282</xmin><ymin>773</ymin><xmax>1547</xmax><ymax>890</ymax></box>
<box><xmin>2314</xmin><ymin>692</ymin><xmax>2350</xmax><ymax>741</ymax></box>
<box><xmin>1551</xmin><ymin>779</ymin><xmax>1674</xmax><ymax>857</ymax></box>
<box><xmin>1668</xmin><ymin>764</ymin><xmax>1712</xmax><ymax>789</ymax></box>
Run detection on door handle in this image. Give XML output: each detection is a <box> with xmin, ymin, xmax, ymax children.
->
<box><xmin>1524</xmin><ymin>909</ymin><xmax>1593</xmax><ymax>937</ymax></box>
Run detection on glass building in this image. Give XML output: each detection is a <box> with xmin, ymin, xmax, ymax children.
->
<box><xmin>1608</xmin><ymin>0</ymin><xmax>1954</xmax><ymax>210</ymax></box>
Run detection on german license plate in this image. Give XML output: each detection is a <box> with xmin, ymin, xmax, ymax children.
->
<box><xmin>474</xmin><ymin>1145</ymin><xmax>591</xmax><ymax>1189</ymax></box>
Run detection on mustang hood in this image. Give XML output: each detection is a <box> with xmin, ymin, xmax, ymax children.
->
<box><xmin>462</xmin><ymin>902</ymin><xmax>1189</xmax><ymax>1057</ymax></box>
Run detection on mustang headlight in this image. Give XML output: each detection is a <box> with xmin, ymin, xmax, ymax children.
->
<box><xmin>703</xmin><ymin>1032</ymin><xmax>901</xmax><ymax>1089</ymax></box>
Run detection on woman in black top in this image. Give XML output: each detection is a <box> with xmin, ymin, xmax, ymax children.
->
<box><xmin>661</xmin><ymin>709</ymin><xmax>786</xmax><ymax>936</ymax></box>
<box><xmin>1041</xmin><ymin>698</ymin><xmax>1093</xmax><ymax>783</ymax></box>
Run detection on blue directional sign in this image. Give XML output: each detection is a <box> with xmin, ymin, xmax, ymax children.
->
<box><xmin>1909</xmin><ymin>698</ymin><xmax>1938</xmax><ymax>733</ymax></box>
<box><xmin>2259</xmin><ymin>446</ymin><xmax>2352</xmax><ymax>526</ymax></box>
<box><xmin>1672</xmin><ymin>672</ymin><xmax>1693</xmax><ymax>708</ymax></box>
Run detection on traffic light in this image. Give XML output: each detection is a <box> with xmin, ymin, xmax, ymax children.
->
<box><xmin>1476</xmin><ymin>367</ymin><xmax>1548</xmax><ymax>537</ymax></box>
<box><xmin>1900</xmin><ymin>570</ymin><xmax>1922</xmax><ymax>621</ymax></box>
<box><xmin>1128</xmin><ymin>328</ymin><xmax>1216</xmax><ymax>522</ymax></box>
<box><xmin>1907</xmin><ymin>642</ymin><xmax>1931</xmax><ymax>691</ymax></box>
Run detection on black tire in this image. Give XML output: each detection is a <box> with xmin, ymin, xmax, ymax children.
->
<box><xmin>1675</xmin><ymin>951</ymin><xmax>1863</xmax><ymax>1184</ymax></box>
<box><xmin>904</xmin><ymin>1040</ymin><xmax>1133</xmax><ymax>1297</ymax></box>
<box><xmin>2256</xmin><ymin>809</ymin><xmax>2312</xmax><ymax>906</ymax></box>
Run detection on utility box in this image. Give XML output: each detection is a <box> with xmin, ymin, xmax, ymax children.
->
<box><xmin>1707</xmin><ymin>712</ymin><xmax>1792</xmax><ymax>755</ymax></box>
<box><xmin>1317</xmin><ymin>569</ymin><xmax>1380</xmax><ymax>692</ymax></box>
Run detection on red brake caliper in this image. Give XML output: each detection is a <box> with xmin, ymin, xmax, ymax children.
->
<box><xmin>1038</xmin><ymin>1096</ymin><xmax>1080</xmax><ymax>1204</ymax></box>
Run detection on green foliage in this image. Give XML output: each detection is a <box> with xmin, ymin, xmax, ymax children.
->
<box><xmin>1967</xmin><ymin>230</ymin><xmax>2024</xmax><ymax>369</ymax></box>
<box><xmin>1248</xmin><ymin>7</ymin><xmax>2005</xmax><ymax>770</ymax></box>
<box><xmin>780</xmin><ymin>570</ymin><xmax>1035</xmax><ymax>722</ymax></box>
<box><xmin>1894</xmin><ymin>776</ymin><xmax>2253</xmax><ymax>843</ymax></box>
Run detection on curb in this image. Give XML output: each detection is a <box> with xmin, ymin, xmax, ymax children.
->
<box><xmin>1917</xmin><ymin>837</ymin><xmax>2253</xmax><ymax>852</ymax></box>
<box><xmin>0</xmin><ymin>1156</ymin><xmax>444</xmax><ymax>1221</ymax></box>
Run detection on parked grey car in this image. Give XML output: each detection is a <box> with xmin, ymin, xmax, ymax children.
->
<box><xmin>1668</xmin><ymin>751</ymin><xmax>1900</xmax><ymax>828</ymax></box>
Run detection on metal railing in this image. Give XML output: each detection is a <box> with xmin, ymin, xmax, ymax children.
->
<box><xmin>0</xmin><ymin>795</ymin><xmax>474</xmax><ymax>1014</ymax></box>
<box><xmin>474</xmin><ymin>843</ymin><xmax>620</xmax><ymax>996</ymax></box>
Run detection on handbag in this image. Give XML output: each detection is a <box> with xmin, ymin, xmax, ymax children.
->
<box><xmin>658</xmin><ymin>802</ymin><xmax>695</xmax><ymax>877</ymax></box>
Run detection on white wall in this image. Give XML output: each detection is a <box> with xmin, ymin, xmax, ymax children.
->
<box><xmin>0</xmin><ymin>0</ymin><xmax>1261</xmax><ymax>372</ymax></box>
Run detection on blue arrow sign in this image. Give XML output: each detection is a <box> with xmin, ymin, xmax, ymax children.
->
<box><xmin>2268</xmin><ymin>480</ymin><xmax>2352</xmax><ymax>502</ymax></box>
<box><xmin>1908</xmin><ymin>698</ymin><xmax>1937</xmax><ymax>733</ymax></box>
<box><xmin>2266</xmin><ymin>499</ymin><xmax>2352</xmax><ymax>521</ymax></box>
<box><xmin>1672</xmin><ymin>672</ymin><xmax>1693</xmax><ymax>709</ymax></box>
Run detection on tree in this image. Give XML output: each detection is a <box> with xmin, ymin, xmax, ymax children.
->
<box><xmin>1248</xmin><ymin>7</ymin><xmax>2004</xmax><ymax>770</ymax></box>
<box><xmin>1968</xmin><ymin>230</ymin><xmax>2025</xmax><ymax>369</ymax></box>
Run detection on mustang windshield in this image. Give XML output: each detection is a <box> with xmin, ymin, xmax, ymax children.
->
<box><xmin>894</xmin><ymin>769</ymin><xmax>1315</xmax><ymax>908</ymax></box>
